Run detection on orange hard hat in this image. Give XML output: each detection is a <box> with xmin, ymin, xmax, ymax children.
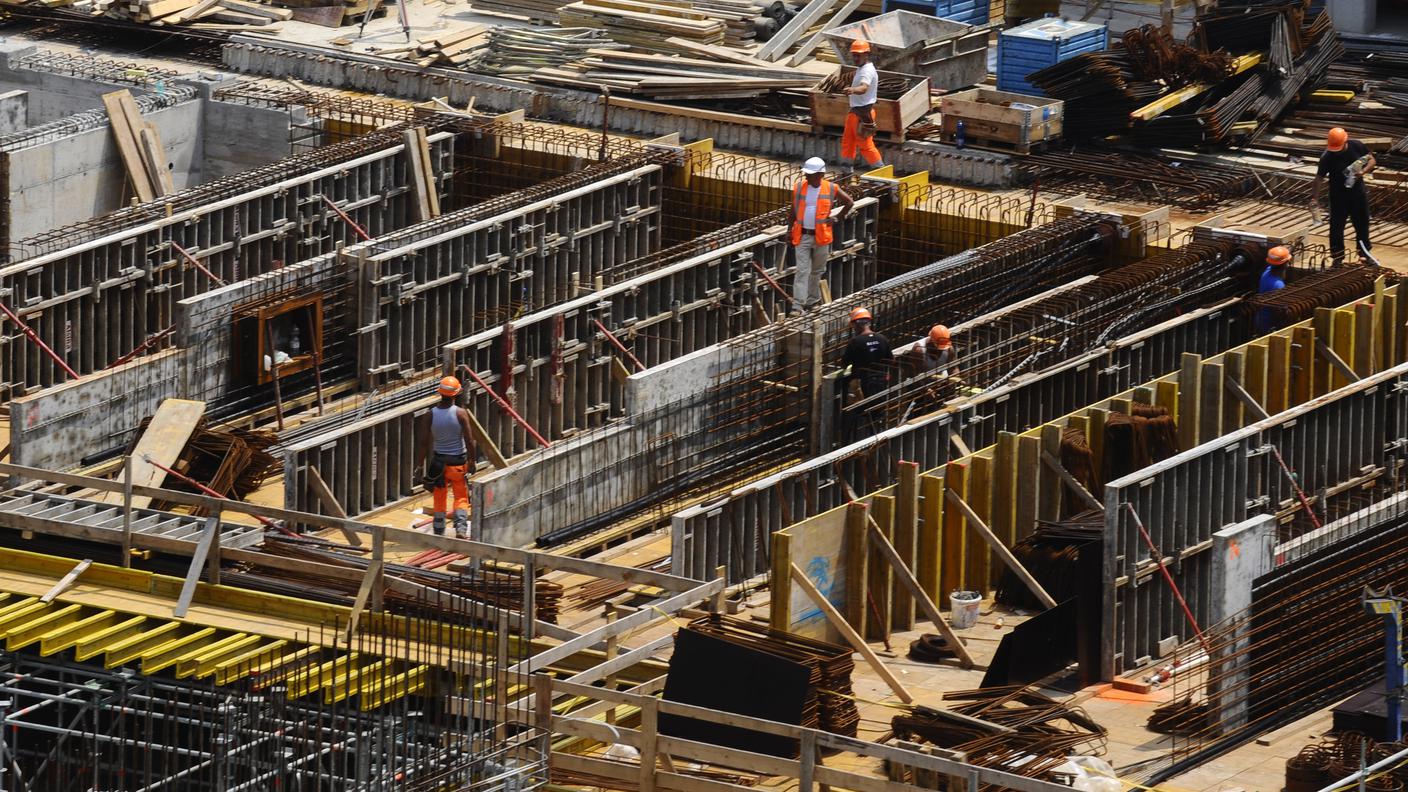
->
<box><xmin>849</xmin><ymin>307</ymin><xmax>872</xmax><ymax>323</ymax></box>
<box><xmin>850</xmin><ymin>39</ymin><xmax>871</xmax><ymax>54</ymax></box>
<box><xmin>1327</xmin><ymin>127</ymin><xmax>1348</xmax><ymax>152</ymax></box>
<box><xmin>437</xmin><ymin>376</ymin><xmax>462</xmax><ymax>397</ymax></box>
<box><xmin>1266</xmin><ymin>245</ymin><xmax>1291</xmax><ymax>266</ymax></box>
<box><xmin>928</xmin><ymin>324</ymin><xmax>952</xmax><ymax>349</ymax></box>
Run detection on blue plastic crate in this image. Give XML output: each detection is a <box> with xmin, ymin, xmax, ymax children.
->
<box><xmin>996</xmin><ymin>17</ymin><xmax>1107</xmax><ymax>95</ymax></box>
<box><xmin>883</xmin><ymin>0</ymin><xmax>991</xmax><ymax>28</ymax></box>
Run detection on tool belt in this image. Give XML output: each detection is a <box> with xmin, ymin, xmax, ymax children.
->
<box><xmin>423</xmin><ymin>452</ymin><xmax>468</xmax><ymax>493</ymax></box>
<box><xmin>851</xmin><ymin>104</ymin><xmax>878</xmax><ymax>139</ymax></box>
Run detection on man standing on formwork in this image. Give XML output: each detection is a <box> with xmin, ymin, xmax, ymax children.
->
<box><xmin>790</xmin><ymin>157</ymin><xmax>855</xmax><ymax>313</ymax></box>
<box><xmin>840</xmin><ymin>40</ymin><xmax>885</xmax><ymax>174</ymax></box>
<box><xmin>1313</xmin><ymin>127</ymin><xmax>1376</xmax><ymax>264</ymax></box>
<box><xmin>415</xmin><ymin>376</ymin><xmax>478</xmax><ymax>539</ymax></box>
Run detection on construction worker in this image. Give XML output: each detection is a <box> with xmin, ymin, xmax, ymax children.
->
<box><xmin>415</xmin><ymin>376</ymin><xmax>477</xmax><ymax>538</ymax></box>
<box><xmin>790</xmin><ymin>157</ymin><xmax>856</xmax><ymax>312</ymax></box>
<box><xmin>1313</xmin><ymin>127</ymin><xmax>1375</xmax><ymax>263</ymax></box>
<box><xmin>905</xmin><ymin>324</ymin><xmax>959</xmax><ymax>377</ymax></box>
<box><xmin>840</xmin><ymin>307</ymin><xmax>893</xmax><ymax>398</ymax></box>
<box><xmin>1255</xmin><ymin>246</ymin><xmax>1290</xmax><ymax>333</ymax></box>
<box><xmin>840</xmin><ymin>40</ymin><xmax>884</xmax><ymax>173</ymax></box>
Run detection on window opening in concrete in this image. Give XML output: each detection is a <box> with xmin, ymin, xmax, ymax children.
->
<box><xmin>233</xmin><ymin>293</ymin><xmax>324</xmax><ymax>388</ymax></box>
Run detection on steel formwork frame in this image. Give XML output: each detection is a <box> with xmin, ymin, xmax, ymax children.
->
<box><xmin>0</xmin><ymin>130</ymin><xmax>456</xmax><ymax>400</ymax></box>
<box><xmin>1102</xmin><ymin>360</ymin><xmax>1408</xmax><ymax>679</ymax></box>
<box><xmin>278</xmin><ymin>199</ymin><xmax>882</xmax><ymax>520</ymax></box>
<box><xmin>671</xmin><ymin>299</ymin><xmax>1248</xmax><ymax>584</ymax></box>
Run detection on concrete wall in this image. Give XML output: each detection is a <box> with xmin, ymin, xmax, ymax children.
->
<box><xmin>7</xmin><ymin>99</ymin><xmax>204</xmax><ymax>240</ymax></box>
<box><xmin>8</xmin><ymin>349</ymin><xmax>188</xmax><ymax>471</ymax></box>
<box><xmin>1208</xmin><ymin>515</ymin><xmax>1276</xmax><ymax>732</ymax></box>
<box><xmin>0</xmin><ymin>91</ymin><xmax>26</xmax><ymax>135</ymax></box>
<box><xmin>202</xmin><ymin>98</ymin><xmax>298</xmax><ymax>181</ymax></box>
<box><xmin>0</xmin><ymin>43</ymin><xmax>165</xmax><ymax>126</ymax></box>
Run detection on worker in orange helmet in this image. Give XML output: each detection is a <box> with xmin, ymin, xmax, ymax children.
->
<box><xmin>1255</xmin><ymin>246</ymin><xmax>1291</xmax><ymax>334</ymax></box>
<box><xmin>1313</xmin><ymin>127</ymin><xmax>1375</xmax><ymax>263</ymax></box>
<box><xmin>789</xmin><ymin>156</ymin><xmax>856</xmax><ymax>312</ymax></box>
<box><xmin>840</xmin><ymin>40</ymin><xmax>885</xmax><ymax>174</ymax></box>
<box><xmin>906</xmin><ymin>324</ymin><xmax>960</xmax><ymax>378</ymax></box>
<box><xmin>840</xmin><ymin>307</ymin><xmax>894</xmax><ymax>398</ymax></box>
<box><xmin>415</xmin><ymin>376</ymin><xmax>478</xmax><ymax>538</ymax></box>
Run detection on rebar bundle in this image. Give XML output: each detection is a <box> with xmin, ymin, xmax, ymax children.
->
<box><xmin>1241</xmin><ymin>264</ymin><xmax>1398</xmax><ymax>329</ymax></box>
<box><xmin>995</xmin><ymin>512</ymin><xmax>1102</xmax><ymax>611</ymax></box>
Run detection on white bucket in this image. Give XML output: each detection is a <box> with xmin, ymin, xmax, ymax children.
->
<box><xmin>949</xmin><ymin>590</ymin><xmax>982</xmax><ymax>629</ymax></box>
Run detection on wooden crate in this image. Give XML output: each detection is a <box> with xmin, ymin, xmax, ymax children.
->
<box><xmin>938</xmin><ymin>87</ymin><xmax>1063</xmax><ymax>154</ymax></box>
<box><xmin>808</xmin><ymin>67</ymin><xmax>932</xmax><ymax>142</ymax></box>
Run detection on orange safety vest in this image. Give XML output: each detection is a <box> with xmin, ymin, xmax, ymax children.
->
<box><xmin>791</xmin><ymin>179</ymin><xmax>836</xmax><ymax>246</ymax></box>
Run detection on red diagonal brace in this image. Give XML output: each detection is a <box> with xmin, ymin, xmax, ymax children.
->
<box><xmin>750</xmin><ymin>260</ymin><xmax>793</xmax><ymax>304</ymax></box>
<box><xmin>592</xmin><ymin>319</ymin><xmax>645</xmax><ymax>372</ymax></box>
<box><xmin>0</xmin><ymin>300</ymin><xmax>78</xmax><ymax>379</ymax></box>
<box><xmin>169</xmin><ymin>241</ymin><xmax>227</xmax><ymax>286</ymax></box>
<box><xmin>109</xmin><ymin>324</ymin><xmax>176</xmax><ymax>369</ymax></box>
<box><xmin>1125</xmin><ymin>502</ymin><xmax>1210</xmax><ymax>654</ymax></box>
<box><xmin>322</xmin><ymin>195</ymin><xmax>372</xmax><ymax>242</ymax></box>
<box><xmin>458</xmin><ymin>365</ymin><xmax>551</xmax><ymax>449</ymax></box>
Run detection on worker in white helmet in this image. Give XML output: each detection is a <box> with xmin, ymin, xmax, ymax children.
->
<box><xmin>788</xmin><ymin>156</ymin><xmax>855</xmax><ymax>313</ymax></box>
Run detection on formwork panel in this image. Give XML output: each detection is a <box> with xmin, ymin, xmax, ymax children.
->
<box><xmin>0</xmin><ymin>133</ymin><xmax>456</xmax><ymax>400</ymax></box>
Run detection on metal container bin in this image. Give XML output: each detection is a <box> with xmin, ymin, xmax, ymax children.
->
<box><xmin>996</xmin><ymin>17</ymin><xmax>1107</xmax><ymax>95</ymax></box>
<box><xmin>881</xmin><ymin>0</ymin><xmax>989</xmax><ymax>27</ymax></box>
<box><xmin>823</xmin><ymin>10</ymin><xmax>988</xmax><ymax>91</ymax></box>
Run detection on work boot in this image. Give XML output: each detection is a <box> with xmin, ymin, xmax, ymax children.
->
<box><xmin>453</xmin><ymin>509</ymin><xmax>469</xmax><ymax>540</ymax></box>
<box><xmin>432</xmin><ymin>512</ymin><xmax>446</xmax><ymax>536</ymax></box>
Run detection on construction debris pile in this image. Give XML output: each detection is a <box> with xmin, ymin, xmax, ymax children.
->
<box><xmin>135</xmin><ymin>418</ymin><xmax>281</xmax><ymax>506</ymax></box>
<box><xmin>533</xmin><ymin>47</ymin><xmax>815</xmax><ymax>100</ymax></box>
<box><xmin>889</xmin><ymin>686</ymin><xmax>1107</xmax><ymax>784</ymax></box>
<box><xmin>1029</xmin><ymin>0</ymin><xmax>1341</xmax><ymax>145</ymax></box>
<box><xmin>39</xmin><ymin>0</ymin><xmax>294</xmax><ymax>30</ymax></box>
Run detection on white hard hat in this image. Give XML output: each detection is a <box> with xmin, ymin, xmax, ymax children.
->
<box><xmin>801</xmin><ymin>157</ymin><xmax>826</xmax><ymax>174</ymax></box>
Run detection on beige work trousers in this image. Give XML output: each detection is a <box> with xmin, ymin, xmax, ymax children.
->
<box><xmin>792</xmin><ymin>233</ymin><xmax>830</xmax><ymax>309</ymax></box>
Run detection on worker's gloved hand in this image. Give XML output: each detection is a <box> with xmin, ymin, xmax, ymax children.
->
<box><xmin>841</xmin><ymin>365</ymin><xmax>853</xmax><ymax>377</ymax></box>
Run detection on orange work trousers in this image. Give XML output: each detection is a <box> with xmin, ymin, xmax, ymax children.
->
<box><xmin>433</xmin><ymin>463</ymin><xmax>470</xmax><ymax>520</ymax></box>
<box><xmin>841</xmin><ymin>107</ymin><xmax>883</xmax><ymax>167</ymax></box>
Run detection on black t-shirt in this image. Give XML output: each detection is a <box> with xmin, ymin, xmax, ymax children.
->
<box><xmin>843</xmin><ymin>332</ymin><xmax>893</xmax><ymax>388</ymax></box>
<box><xmin>1317</xmin><ymin>139</ymin><xmax>1371</xmax><ymax>197</ymax></box>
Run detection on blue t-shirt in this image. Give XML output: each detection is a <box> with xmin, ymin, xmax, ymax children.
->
<box><xmin>1259</xmin><ymin>266</ymin><xmax>1286</xmax><ymax>294</ymax></box>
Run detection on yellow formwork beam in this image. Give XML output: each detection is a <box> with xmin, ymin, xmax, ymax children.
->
<box><xmin>220</xmin><ymin>645</ymin><xmax>320</xmax><ymax>688</ymax></box>
<box><xmin>103</xmin><ymin>621</ymin><xmax>183</xmax><ymax>667</ymax></box>
<box><xmin>328</xmin><ymin>659</ymin><xmax>391</xmax><ymax>705</ymax></box>
<box><xmin>1130</xmin><ymin>53</ymin><xmax>1263</xmax><ymax>121</ymax></box>
<box><xmin>5</xmin><ymin>603</ymin><xmax>83</xmax><ymax>651</ymax></box>
<box><xmin>289</xmin><ymin>654</ymin><xmax>361</xmax><ymax>699</ymax></box>
<box><xmin>39</xmin><ymin>609</ymin><xmax>122</xmax><ymax>655</ymax></box>
<box><xmin>176</xmin><ymin>633</ymin><xmax>262</xmax><ymax>680</ymax></box>
<box><xmin>140</xmin><ymin>627</ymin><xmax>218</xmax><ymax>674</ymax></box>
<box><xmin>361</xmin><ymin>665</ymin><xmax>429</xmax><ymax>711</ymax></box>
<box><xmin>209</xmin><ymin>639</ymin><xmax>290</xmax><ymax>685</ymax></box>
<box><xmin>74</xmin><ymin>616</ymin><xmax>149</xmax><ymax>662</ymax></box>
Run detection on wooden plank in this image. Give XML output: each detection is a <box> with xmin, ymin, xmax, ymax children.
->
<box><xmin>402</xmin><ymin>128</ymin><xmax>432</xmax><ymax>222</ymax></box>
<box><xmin>1290</xmin><ymin>325</ymin><xmax>1315</xmax><ymax>405</ymax></box>
<box><xmin>944</xmin><ymin>489</ymin><xmax>1057</xmax><ymax>609</ymax></box>
<box><xmin>865</xmin><ymin>520</ymin><xmax>973</xmax><ymax>668</ymax></box>
<box><xmin>1266</xmin><ymin>334</ymin><xmax>1290</xmax><ymax>414</ymax></box>
<box><xmin>785</xmin><ymin>0</ymin><xmax>865</xmax><ymax>66</ymax></box>
<box><xmin>344</xmin><ymin>558</ymin><xmax>384</xmax><ymax>640</ymax></box>
<box><xmin>41</xmin><ymin>559</ymin><xmax>92</xmax><ymax>603</ymax></box>
<box><xmin>101</xmin><ymin>90</ymin><xmax>156</xmax><ymax>204</ymax></box>
<box><xmin>1243</xmin><ymin>342</ymin><xmax>1267</xmax><ymax>416</ymax></box>
<box><xmin>1352</xmin><ymin>304</ymin><xmax>1374</xmax><ymax>378</ymax></box>
<box><xmin>917</xmin><ymin>474</ymin><xmax>942</xmax><ymax>605</ymax></box>
<box><xmin>173</xmin><ymin>516</ymin><xmax>219</xmax><ymax>618</ymax></box>
<box><xmin>162</xmin><ymin>0</ymin><xmax>221</xmax><ymax>24</ymax></box>
<box><xmin>1037</xmin><ymin>425</ymin><xmax>1061</xmax><ymax>522</ymax></box>
<box><xmin>466</xmin><ymin>408</ymin><xmax>509</xmax><ymax>469</ymax></box>
<box><xmin>992</xmin><ymin>432</ymin><xmax>1017</xmax><ymax>554</ymax></box>
<box><xmin>216</xmin><ymin>0</ymin><xmax>293</xmax><ymax>18</ymax></box>
<box><xmin>939</xmin><ymin>462</ymin><xmax>967</xmax><ymax>595</ymax></box>
<box><xmin>1221</xmin><ymin>351</ymin><xmax>1245</xmax><ymax>430</ymax></box>
<box><xmin>1198</xmin><ymin>361</ymin><xmax>1223</xmax><ymax>444</ymax></box>
<box><xmin>1039</xmin><ymin>451</ymin><xmax>1102</xmax><ymax>513</ymax></box>
<box><xmin>287</xmin><ymin>5</ymin><xmax>344</xmax><ymax>25</ymax></box>
<box><xmin>769</xmin><ymin>530</ymin><xmax>791</xmax><ymax>631</ymax></box>
<box><xmin>1223</xmin><ymin>375</ymin><xmax>1271</xmax><ymax>421</ymax></box>
<box><xmin>1013</xmin><ymin>434</ymin><xmax>1040</xmax><ymax>542</ymax></box>
<box><xmin>137</xmin><ymin>125</ymin><xmax>174</xmax><ymax>196</ymax></box>
<box><xmin>1177</xmin><ymin>353</ymin><xmax>1202</xmax><ymax>448</ymax></box>
<box><xmin>843</xmin><ymin>502</ymin><xmax>869</xmax><ymax>638</ymax></box>
<box><xmin>892</xmin><ymin>462</ymin><xmax>918</xmax><ymax>630</ymax></box>
<box><xmin>789</xmin><ymin>563</ymin><xmax>913</xmax><ymax>703</ymax></box>
<box><xmin>1383</xmin><ymin>292</ymin><xmax>1399</xmax><ymax>368</ymax></box>
<box><xmin>1314</xmin><ymin>339</ymin><xmax>1360</xmax><ymax>384</ymax></box>
<box><xmin>305</xmin><ymin>465</ymin><xmax>364</xmax><ymax>546</ymax></box>
<box><xmin>1312</xmin><ymin>308</ymin><xmax>1335</xmax><ymax>394</ymax></box>
<box><xmin>756</xmin><ymin>0</ymin><xmax>841</xmax><ymax>61</ymax></box>
<box><xmin>867</xmin><ymin>495</ymin><xmax>894</xmax><ymax>642</ymax></box>
<box><xmin>965</xmin><ymin>453</ymin><xmax>993</xmax><ymax>594</ymax></box>
<box><xmin>101</xmin><ymin>399</ymin><xmax>205</xmax><ymax>509</ymax></box>
<box><xmin>1087</xmin><ymin>408</ymin><xmax>1107</xmax><ymax>486</ymax></box>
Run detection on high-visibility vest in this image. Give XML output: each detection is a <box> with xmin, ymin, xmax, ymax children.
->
<box><xmin>791</xmin><ymin>179</ymin><xmax>835</xmax><ymax>246</ymax></box>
